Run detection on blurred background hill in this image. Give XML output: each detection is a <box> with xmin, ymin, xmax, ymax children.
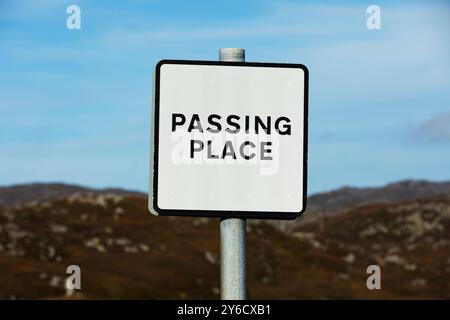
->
<box><xmin>0</xmin><ymin>180</ymin><xmax>449</xmax><ymax>299</ymax></box>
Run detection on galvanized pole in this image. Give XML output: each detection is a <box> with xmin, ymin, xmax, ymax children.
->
<box><xmin>219</xmin><ymin>48</ymin><xmax>247</xmax><ymax>300</ymax></box>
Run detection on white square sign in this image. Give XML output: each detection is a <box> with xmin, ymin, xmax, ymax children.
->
<box><xmin>149</xmin><ymin>60</ymin><xmax>308</xmax><ymax>219</ymax></box>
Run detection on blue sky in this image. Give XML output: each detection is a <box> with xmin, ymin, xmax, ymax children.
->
<box><xmin>0</xmin><ymin>0</ymin><xmax>449</xmax><ymax>194</ymax></box>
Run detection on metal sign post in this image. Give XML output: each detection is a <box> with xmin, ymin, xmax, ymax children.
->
<box><xmin>150</xmin><ymin>48</ymin><xmax>308</xmax><ymax>300</ymax></box>
<box><xmin>219</xmin><ymin>48</ymin><xmax>247</xmax><ymax>300</ymax></box>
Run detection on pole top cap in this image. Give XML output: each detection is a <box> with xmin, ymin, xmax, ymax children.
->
<box><xmin>219</xmin><ymin>48</ymin><xmax>245</xmax><ymax>62</ymax></box>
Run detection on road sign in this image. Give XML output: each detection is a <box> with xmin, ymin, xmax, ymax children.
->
<box><xmin>149</xmin><ymin>59</ymin><xmax>308</xmax><ymax>219</ymax></box>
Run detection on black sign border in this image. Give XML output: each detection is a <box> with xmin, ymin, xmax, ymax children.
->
<box><xmin>151</xmin><ymin>59</ymin><xmax>308</xmax><ymax>220</ymax></box>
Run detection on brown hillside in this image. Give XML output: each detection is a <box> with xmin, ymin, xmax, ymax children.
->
<box><xmin>0</xmin><ymin>193</ymin><xmax>449</xmax><ymax>299</ymax></box>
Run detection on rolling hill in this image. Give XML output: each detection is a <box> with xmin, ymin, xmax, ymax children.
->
<box><xmin>0</xmin><ymin>181</ymin><xmax>449</xmax><ymax>299</ymax></box>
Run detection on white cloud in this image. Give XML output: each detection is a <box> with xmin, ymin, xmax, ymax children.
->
<box><xmin>421</xmin><ymin>112</ymin><xmax>450</xmax><ymax>142</ymax></box>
